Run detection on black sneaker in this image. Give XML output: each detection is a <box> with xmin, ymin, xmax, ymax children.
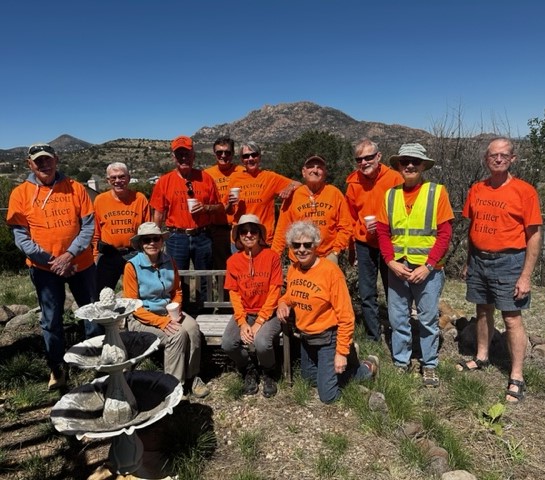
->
<box><xmin>243</xmin><ymin>368</ymin><xmax>259</xmax><ymax>395</ymax></box>
<box><xmin>262</xmin><ymin>373</ymin><xmax>277</xmax><ymax>398</ymax></box>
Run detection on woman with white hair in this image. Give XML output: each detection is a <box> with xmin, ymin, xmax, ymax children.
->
<box><xmin>277</xmin><ymin>221</ymin><xmax>379</xmax><ymax>404</ymax></box>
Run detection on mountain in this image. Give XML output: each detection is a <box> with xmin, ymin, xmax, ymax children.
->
<box><xmin>193</xmin><ymin>101</ymin><xmax>433</xmax><ymax>146</ymax></box>
<box><xmin>0</xmin><ymin>134</ymin><xmax>93</xmax><ymax>162</ymax></box>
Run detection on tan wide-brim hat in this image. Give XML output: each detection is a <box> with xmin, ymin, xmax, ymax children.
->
<box><xmin>130</xmin><ymin>222</ymin><xmax>171</xmax><ymax>250</ymax></box>
<box><xmin>232</xmin><ymin>214</ymin><xmax>268</xmax><ymax>250</ymax></box>
<box><xmin>389</xmin><ymin>143</ymin><xmax>435</xmax><ymax>171</ymax></box>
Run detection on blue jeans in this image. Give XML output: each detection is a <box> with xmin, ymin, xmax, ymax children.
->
<box><xmin>300</xmin><ymin>331</ymin><xmax>372</xmax><ymax>404</ymax></box>
<box><xmin>30</xmin><ymin>264</ymin><xmax>103</xmax><ymax>372</ymax></box>
<box><xmin>387</xmin><ymin>261</ymin><xmax>444</xmax><ymax>368</ymax></box>
<box><xmin>355</xmin><ymin>241</ymin><xmax>389</xmax><ymax>341</ymax></box>
<box><xmin>166</xmin><ymin>231</ymin><xmax>212</xmax><ymax>301</ymax></box>
<box><xmin>222</xmin><ymin>314</ymin><xmax>281</xmax><ymax>371</ymax></box>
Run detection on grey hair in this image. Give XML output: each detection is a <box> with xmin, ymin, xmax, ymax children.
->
<box><xmin>239</xmin><ymin>141</ymin><xmax>261</xmax><ymax>157</ymax></box>
<box><xmin>106</xmin><ymin>162</ymin><xmax>129</xmax><ymax>176</ymax></box>
<box><xmin>285</xmin><ymin>221</ymin><xmax>321</xmax><ymax>246</ymax></box>
<box><xmin>484</xmin><ymin>137</ymin><xmax>515</xmax><ymax>158</ymax></box>
<box><xmin>354</xmin><ymin>138</ymin><xmax>379</xmax><ymax>155</ymax></box>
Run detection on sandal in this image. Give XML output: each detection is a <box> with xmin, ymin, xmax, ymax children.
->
<box><xmin>506</xmin><ymin>378</ymin><xmax>526</xmax><ymax>404</ymax></box>
<box><xmin>456</xmin><ymin>357</ymin><xmax>489</xmax><ymax>372</ymax></box>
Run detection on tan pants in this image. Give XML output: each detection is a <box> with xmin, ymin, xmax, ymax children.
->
<box><xmin>128</xmin><ymin>313</ymin><xmax>202</xmax><ymax>382</ymax></box>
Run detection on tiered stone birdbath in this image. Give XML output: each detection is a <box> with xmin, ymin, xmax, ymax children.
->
<box><xmin>51</xmin><ymin>288</ymin><xmax>184</xmax><ymax>477</ymax></box>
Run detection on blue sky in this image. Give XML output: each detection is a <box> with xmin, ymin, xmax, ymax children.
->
<box><xmin>2</xmin><ymin>1</ymin><xmax>544</xmax><ymax>149</ymax></box>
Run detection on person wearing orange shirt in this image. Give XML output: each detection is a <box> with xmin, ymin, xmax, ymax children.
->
<box><xmin>93</xmin><ymin>162</ymin><xmax>150</xmax><ymax>293</ymax></box>
<box><xmin>272</xmin><ymin>155</ymin><xmax>352</xmax><ymax>263</ymax></box>
<box><xmin>376</xmin><ymin>143</ymin><xmax>454</xmax><ymax>388</ymax></box>
<box><xmin>7</xmin><ymin>143</ymin><xmax>101</xmax><ymax>390</ymax></box>
<box><xmin>222</xmin><ymin>215</ymin><xmax>283</xmax><ymax>397</ymax></box>
<box><xmin>150</xmin><ymin>135</ymin><xmax>223</xmax><ymax>304</ymax></box>
<box><xmin>225</xmin><ymin>141</ymin><xmax>300</xmax><ymax>246</ymax></box>
<box><xmin>345</xmin><ymin>138</ymin><xmax>404</xmax><ymax>342</ymax></box>
<box><xmin>204</xmin><ymin>137</ymin><xmax>244</xmax><ymax>269</ymax></box>
<box><xmin>457</xmin><ymin>137</ymin><xmax>542</xmax><ymax>404</ymax></box>
<box><xmin>277</xmin><ymin>221</ymin><xmax>379</xmax><ymax>404</ymax></box>
<box><xmin>123</xmin><ymin>222</ymin><xmax>209</xmax><ymax>399</ymax></box>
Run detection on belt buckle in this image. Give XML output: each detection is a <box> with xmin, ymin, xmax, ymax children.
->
<box><xmin>185</xmin><ymin>228</ymin><xmax>198</xmax><ymax>235</ymax></box>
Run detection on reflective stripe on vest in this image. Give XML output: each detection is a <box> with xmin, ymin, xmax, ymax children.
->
<box><xmin>386</xmin><ymin>182</ymin><xmax>442</xmax><ymax>265</ymax></box>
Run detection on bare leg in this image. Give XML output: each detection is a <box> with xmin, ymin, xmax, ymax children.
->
<box><xmin>502</xmin><ymin>310</ymin><xmax>526</xmax><ymax>402</ymax></box>
<box><xmin>461</xmin><ymin>304</ymin><xmax>495</xmax><ymax>370</ymax></box>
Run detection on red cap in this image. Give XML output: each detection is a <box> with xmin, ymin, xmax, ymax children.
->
<box><xmin>171</xmin><ymin>135</ymin><xmax>193</xmax><ymax>151</ymax></box>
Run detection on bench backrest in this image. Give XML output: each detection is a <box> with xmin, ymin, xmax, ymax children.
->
<box><xmin>178</xmin><ymin>269</ymin><xmax>231</xmax><ymax>310</ymax></box>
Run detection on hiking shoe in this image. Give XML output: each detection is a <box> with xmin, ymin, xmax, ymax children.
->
<box><xmin>363</xmin><ymin>355</ymin><xmax>380</xmax><ymax>380</ymax></box>
<box><xmin>395</xmin><ymin>365</ymin><xmax>409</xmax><ymax>375</ymax></box>
<box><xmin>262</xmin><ymin>373</ymin><xmax>277</xmax><ymax>398</ymax></box>
<box><xmin>191</xmin><ymin>376</ymin><xmax>210</xmax><ymax>398</ymax></box>
<box><xmin>48</xmin><ymin>370</ymin><xmax>66</xmax><ymax>391</ymax></box>
<box><xmin>243</xmin><ymin>369</ymin><xmax>259</xmax><ymax>395</ymax></box>
<box><xmin>422</xmin><ymin>367</ymin><xmax>440</xmax><ymax>388</ymax></box>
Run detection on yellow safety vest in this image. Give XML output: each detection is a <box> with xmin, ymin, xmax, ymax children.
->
<box><xmin>386</xmin><ymin>182</ymin><xmax>443</xmax><ymax>266</ymax></box>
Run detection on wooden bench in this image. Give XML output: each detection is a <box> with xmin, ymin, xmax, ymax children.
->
<box><xmin>179</xmin><ymin>269</ymin><xmax>292</xmax><ymax>384</ymax></box>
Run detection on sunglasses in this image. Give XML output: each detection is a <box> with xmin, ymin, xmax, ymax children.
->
<box><xmin>291</xmin><ymin>242</ymin><xmax>313</xmax><ymax>250</ymax></box>
<box><xmin>355</xmin><ymin>152</ymin><xmax>378</xmax><ymax>163</ymax></box>
<box><xmin>29</xmin><ymin>145</ymin><xmax>55</xmax><ymax>156</ymax></box>
<box><xmin>215</xmin><ymin>150</ymin><xmax>232</xmax><ymax>157</ymax></box>
<box><xmin>142</xmin><ymin>236</ymin><xmax>163</xmax><ymax>244</ymax></box>
<box><xmin>186</xmin><ymin>181</ymin><xmax>194</xmax><ymax>197</ymax></box>
<box><xmin>239</xmin><ymin>226</ymin><xmax>260</xmax><ymax>235</ymax></box>
<box><xmin>399</xmin><ymin>158</ymin><xmax>422</xmax><ymax>167</ymax></box>
<box><xmin>174</xmin><ymin>150</ymin><xmax>192</xmax><ymax>162</ymax></box>
<box><xmin>242</xmin><ymin>152</ymin><xmax>259</xmax><ymax>160</ymax></box>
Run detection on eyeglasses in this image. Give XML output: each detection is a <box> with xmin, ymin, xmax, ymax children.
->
<box><xmin>142</xmin><ymin>236</ymin><xmax>163</xmax><ymax>244</ymax></box>
<box><xmin>291</xmin><ymin>242</ymin><xmax>313</xmax><ymax>250</ymax></box>
<box><xmin>399</xmin><ymin>158</ymin><xmax>422</xmax><ymax>167</ymax></box>
<box><xmin>174</xmin><ymin>150</ymin><xmax>192</xmax><ymax>162</ymax></box>
<box><xmin>185</xmin><ymin>181</ymin><xmax>194</xmax><ymax>197</ymax></box>
<box><xmin>108</xmin><ymin>175</ymin><xmax>127</xmax><ymax>181</ymax></box>
<box><xmin>242</xmin><ymin>152</ymin><xmax>259</xmax><ymax>160</ymax></box>
<box><xmin>28</xmin><ymin>145</ymin><xmax>55</xmax><ymax>156</ymax></box>
<box><xmin>215</xmin><ymin>150</ymin><xmax>232</xmax><ymax>157</ymax></box>
<box><xmin>487</xmin><ymin>153</ymin><xmax>512</xmax><ymax>161</ymax></box>
<box><xmin>239</xmin><ymin>226</ymin><xmax>260</xmax><ymax>236</ymax></box>
<box><xmin>355</xmin><ymin>152</ymin><xmax>378</xmax><ymax>163</ymax></box>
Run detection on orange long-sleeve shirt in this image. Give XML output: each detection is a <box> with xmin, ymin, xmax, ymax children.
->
<box><xmin>279</xmin><ymin>258</ymin><xmax>355</xmax><ymax>356</ymax></box>
<box><xmin>204</xmin><ymin>163</ymin><xmax>244</xmax><ymax>225</ymax></box>
<box><xmin>272</xmin><ymin>184</ymin><xmax>353</xmax><ymax>258</ymax></box>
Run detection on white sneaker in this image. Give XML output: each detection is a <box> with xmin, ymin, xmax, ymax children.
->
<box><xmin>191</xmin><ymin>376</ymin><xmax>210</xmax><ymax>398</ymax></box>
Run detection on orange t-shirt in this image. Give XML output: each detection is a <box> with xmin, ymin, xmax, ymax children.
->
<box><xmin>224</xmin><ymin>248</ymin><xmax>283</xmax><ymax>325</ymax></box>
<box><xmin>204</xmin><ymin>163</ymin><xmax>244</xmax><ymax>225</ymax></box>
<box><xmin>226</xmin><ymin>169</ymin><xmax>292</xmax><ymax>244</ymax></box>
<box><xmin>345</xmin><ymin>164</ymin><xmax>404</xmax><ymax>247</ymax></box>
<box><xmin>279</xmin><ymin>258</ymin><xmax>355</xmax><ymax>356</ymax></box>
<box><xmin>150</xmin><ymin>168</ymin><xmax>220</xmax><ymax>228</ymax></box>
<box><xmin>463</xmin><ymin>177</ymin><xmax>542</xmax><ymax>251</ymax></box>
<box><xmin>93</xmin><ymin>190</ymin><xmax>150</xmax><ymax>255</ymax></box>
<box><xmin>7</xmin><ymin>176</ymin><xmax>94</xmax><ymax>271</ymax></box>
<box><xmin>272</xmin><ymin>184</ymin><xmax>353</xmax><ymax>258</ymax></box>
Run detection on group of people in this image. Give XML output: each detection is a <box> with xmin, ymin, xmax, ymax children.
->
<box><xmin>6</xmin><ymin>133</ymin><xmax>541</xmax><ymax>405</ymax></box>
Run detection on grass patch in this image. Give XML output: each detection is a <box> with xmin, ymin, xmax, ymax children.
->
<box><xmin>321</xmin><ymin>432</ymin><xmax>348</xmax><ymax>455</ymax></box>
<box><xmin>291</xmin><ymin>370</ymin><xmax>312</xmax><ymax>406</ymax></box>
<box><xmin>448</xmin><ymin>374</ymin><xmax>487</xmax><ymax>410</ymax></box>
<box><xmin>379</xmin><ymin>368</ymin><xmax>419</xmax><ymax>423</ymax></box>
<box><xmin>19</xmin><ymin>454</ymin><xmax>52</xmax><ymax>480</ymax></box>
<box><xmin>0</xmin><ymin>353</ymin><xmax>48</xmax><ymax>388</ymax></box>
<box><xmin>523</xmin><ymin>363</ymin><xmax>545</xmax><ymax>393</ymax></box>
<box><xmin>0</xmin><ymin>273</ymin><xmax>37</xmax><ymax>307</ymax></box>
<box><xmin>399</xmin><ymin>437</ymin><xmax>430</xmax><ymax>472</ymax></box>
<box><xmin>315</xmin><ymin>452</ymin><xmax>347</xmax><ymax>478</ymax></box>
<box><xmin>8</xmin><ymin>383</ymin><xmax>52</xmax><ymax>410</ymax></box>
<box><xmin>223</xmin><ymin>372</ymin><xmax>244</xmax><ymax>400</ymax></box>
<box><xmin>238</xmin><ymin>430</ymin><xmax>263</xmax><ymax>462</ymax></box>
<box><xmin>232</xmin><ymin>469</ymin><xmax>266</xmax><ymax>480</ymax></box>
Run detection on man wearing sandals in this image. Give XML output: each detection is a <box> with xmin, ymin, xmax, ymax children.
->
<box><xmin>458</xmin><ymin>138</ymin><xmax>542</xmax><ymax>404</ymax></box>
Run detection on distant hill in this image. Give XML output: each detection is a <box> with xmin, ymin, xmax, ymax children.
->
<box><xmin>193</xmin><ymin>101</ymin><xmax>433</xmax><ymax>146</ymax></box>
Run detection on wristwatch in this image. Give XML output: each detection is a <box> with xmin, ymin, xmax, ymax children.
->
<box><xmin>425</xmin><ymin>263</ymin><xmax>434</xmax><ymax>272</ymax></box>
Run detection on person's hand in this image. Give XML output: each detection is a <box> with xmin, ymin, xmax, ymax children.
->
<box><xmin>164</xmin><ymin>320</ymin><xmax>182</xmax><ymax>336</ymax></box>
<box><xmin>334</xmin><ymin>353</ymin><xmax>348</xmax><ymax>374</ymax></box>
<box><xmin>407</xmin><ymin>265</ymin><xmax>431</xmax><ymax>284</ymax></box>
<box><xmin>49</xmin><ymin>252</ymin><xmax>74</xmax><ymax>277</ymax></box>
<box><xmin>227</xmin><ymin>192</ymin><xmax>239</xmax><ymax>206</ymax></box>
<box><xmin>278</xmin><ymin>183</ymin><xmax>299</xmax><ymax>199</ymax></box>
<box><xmin>190</xmin><ymin>200</ymin><xmax>204</xmax><ymax>214</ymax></box>
<box><xmin>276</xmin><ymin>302</ymin><xmax>291</xmax><ymax>323</ymax></box>
<box><xmin>240</xmin><ymin>322</ymin><xmax>254</xmax><ymax>344</ymax></box>
<box><xmin>387</xmin><ymin>260</ymin><xmax>412</xmax><ymax>280</ymax></box>
<box><xmin>250</xmin><ymin>322</ymin><xmax>262</xmax><ymax>337</ymax></box>
<box><xmin>514</xmin><ymin>274</ymin><xmax>531</xmax><ymax>300</ymax></box>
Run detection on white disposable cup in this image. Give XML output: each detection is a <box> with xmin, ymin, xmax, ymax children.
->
<box><xmin>364</xmin><ymin>215</ymin><xmax>376</xmax><ymax>230</ymax></box>
<box><xmin>166</xmin><ymin>302</ymin><xmax>180</xmax><ymax>320</ymax></box>
<box><xmin>230</xmin><ymin>187</ymin><xmax>241</xmax><ymax>199</ymax></box>
<box><xmin>187</xmin><ymin>198</ymin><xmax>198</xmax><ymax>211</ymax></box>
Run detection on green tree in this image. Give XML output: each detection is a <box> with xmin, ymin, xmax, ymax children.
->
<box><xmin>0</xmin><ymin>177</ymin><xmax>26</xmax><ymax>271</ymax></box>
<box><xmin>524</xmin><ymin>109</ymin><xmax>545</xmax><ymax>186</ymax></box>
<box><xmin>275</xmin><ymin>130</ymin><xmax>354</xmax><ymax>191</ymax></box>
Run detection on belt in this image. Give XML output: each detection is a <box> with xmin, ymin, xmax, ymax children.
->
<box><xmin>167</xmin><ymin>226</ymin><xmax>209</xmax><ymax>236</ymax></box>
<box><xmin>474</xmin><ymin>248</ymin><xmax>524</xmax><ymax>260</ymax></box>
<box><xmin>98</xmin><ymin>240</ymin><xmax>133</xmax><ymax>256</ymax></box>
